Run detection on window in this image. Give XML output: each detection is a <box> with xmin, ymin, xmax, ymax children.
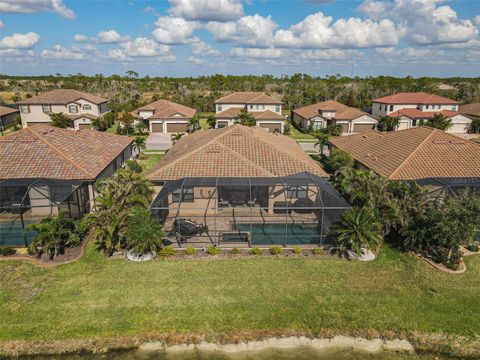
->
<box><xmin>42</xmin><ymin>105</ymin><xmax>51</xmax><ymax>114</ymax></box>
<box><xmin>313</xmin><ymin>122</ymin><xmax>323</xmax><ymax>130</ymax></box>
<box><xmin>437</xmin><ymin>105</ymin><xmax>441</xmax><ymax>109</ymax></box>
<box><xmin>68</xmin><ymin>105</ymin><xmax>78</xmax><ymax>113</ymax></box>
<box><xmin>286</xmin><ymin>186</ymin><xmax>308</xmax><ymax>199</ymax></box>
<box><xmin>172</xmin><ymin>187</ymin><xmax>194</xmax><ymax>203</ymax></box>
<box><xmin>249</xmin><ymin>104</ymin><xmax>253</xmax><ymax>109</ymax></box>
<box><xmin>20</xmin><ymin>105</ymin><xmax>30</xmax><ymax>114</ymax></box>
<box><xmin>452</xmin><ymin>105</ymin><xmax>457</xmax><ymax>111</ymax></box>
<box><xmin>217</xmin><ymin>105</ymin><xmax>222</xmax><ymax>112</ymax></box>
<box><xmin>82</xmin><ymin>104</ymin><xmax>92</xmax><ymax>110</ymax></box>
<box><xmin>255</xmin><ymin>104</ymin><xmax>259</xmax><ymax>110</ymax></box>
<box><xmin>389</xmin><ymin>105</ymin><xmax>393</xmax><ymax>111</ymax></box>
<box><xmin>425</xmin><ymin>105</ymin><xmax>429</xmax><ymax>109</ymax></box>
<box><xmin>275</xmin><ymin>105</ymin><xmax>280</xmax><ymax>112</ymax></box>
<box><xmin>412</xmin><ymin>120</ymin><xmax>417</xmax><ymax>127</ymax></box>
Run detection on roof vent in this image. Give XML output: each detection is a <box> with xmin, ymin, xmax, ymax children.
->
<box><xmin>432</xmin><ymin>140</ymin><xmax>449</xmax><ymax>144</ymax></box>
<box><xmin>450</xmin><ymin>140</ymin><xmax>465</xmax><ymax>144</ymax></box>
<box><xmin>366</xmin><ymin>153</ymin><xmax>378</xmax><ymax>161</ymax></box>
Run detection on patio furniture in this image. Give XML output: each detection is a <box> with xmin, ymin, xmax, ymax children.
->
<box><xmin>292</xmin><ymin>198</ymin><xmax>315</xmax><ymax>214</ymax></box>
<box><xmin>273</xmin><ymin>201</ymin><xmax>293</xmax><ymax>214</ymax></box>
<box><xmin>247</xmin><ymin>198</ymin><xmax>257</xmax><ymax>206</ymax></box>
<box><xmin>173</xmin><ymin>218</ymin><xmax>209</xmax><ymax>237</ymax></box>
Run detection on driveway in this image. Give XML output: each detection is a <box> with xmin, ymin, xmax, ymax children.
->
<box><xmin>146</xmin><ymin>133</ymin><xmax>172</xmax><ymax>151</ymax></box>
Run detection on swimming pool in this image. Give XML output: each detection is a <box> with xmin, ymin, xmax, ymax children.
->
<box><xmin>0</xmin><ymin>221</ymin><xmax>38</xmax><ymax>247</ymax></box>
<box><xmin>234</xmin><ymin>222</ymin><xmax>322</xmax><ymax>245</ymax></box>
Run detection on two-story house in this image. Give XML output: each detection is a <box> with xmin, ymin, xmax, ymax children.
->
<box><xmin>372</xmin><ymin>92</ymin><xmax>471</xmax><ymax>133</ymax></box>
<box><xmin>214</xmin><ymin>92</ymin><xmax>286</xmax><ymax>133</ymax></box>
<box><xmin>16</xmin><ymin>89</ymin><xmax>109</xmax><ymax>130</ymax></box>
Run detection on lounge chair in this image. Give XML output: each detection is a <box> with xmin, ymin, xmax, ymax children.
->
<box><xmin>173</xmin><ymin>218</ymin><xmax>209</xmax><ymax>237</ymax></box>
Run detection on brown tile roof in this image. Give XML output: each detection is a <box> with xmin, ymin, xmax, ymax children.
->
<box><xmin>133</xmin><ymin>99</ymin><xmax>196</xmax><ymax>119</ymax></box>
<box><xmin>215</xmin><ymin>92</ymin><xmax>281</xmax><ymax>104</ymax></box>
<box><xmin>0</xmin><ymin>125</ymin><xmax>133</xmax><ymax>180</ymax></box>
<box><xmin>16</xmin><ymin>89</ymin><xmax>108</xmax><ymax>105</ymax></box>
<box><xmin>216</xmin><ymin>108</ymin><xmax>285</xmax><ymax>121</ymax></box>
<box><xmin>67</xmin><ymin>113</ymin><xmax>99</xmax><ymax>121</ymax></box>
<box><xmin>373</xmin><ymin>92</ymin><xmax>459</xmax><ymax>105</ymax></box>
<box><xmin>460</xmin><ymin>102</ymin><xmax>480</xmax><ymax>117</ymax></box>
<box><xmin>293</xmin><ymin>100</ymin><xmax>368</xmax><ymax>121</ymax></box>
<box><xmin>0</xmin><ymin>105</ymin><xmax>18</xmax><ymax>117</ymax></box>
<box><xmin>148</xmin><ymin>124</ymin><xmax>327</xmax><ymax>180</ymax></box>
<box><xmin>329</xmin><ymin>127</ymin><xmax>480</xmax><ymax>180</ymax></box>
<box><xmin>389</xmin><ymin>108</ymin><xmax>461</xmax><ymax>119</ymax></box>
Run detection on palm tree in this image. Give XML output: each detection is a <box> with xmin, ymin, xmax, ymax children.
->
<box><xmin>125</xmin><ymin>206</ymin><xmax>164</xmax><ymax>254</ymax></box>
<box><xmin>314</xmin><ymin>132</ymin><xmax>330</xmax><ymax>155</ymax></box>
<box><xmin>187</xmin><ymin>117</ymin><xmax>200</xmax><ymax>133</ymax></box>
<box><xmin>333</xmin><ymin>207</ymin><xmax>383</xmax><ymax>256</ymax></box>
<box><xmin>135</xmin><ymin>121</ymin><xmax>148</xmax><ymax>135</ymax></box>
<box><xmin>377</xmin><ymin>116</ymin><xmax>399</xmax><ymax>132</ymax></box>
<box><xmin>427</xmin><ymin>113</ymin><xmax>452</xmax><ymax>131</ymax></box>
<box><xmin>171</xmin><ymin>132</ymin><xmax>183</xmax><ymax>144</ymax></box>
<box><xmin>133</xmin><ymin>136</ymin><xmax>146</xmax><ymax>157</ymax></box>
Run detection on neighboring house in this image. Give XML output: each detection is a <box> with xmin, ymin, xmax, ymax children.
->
<box><xmin>15</xmin><ymin>89</ymin><xmax>109</xmax><ymax>130</ymax></box>
<box><xmin>214</xmin><ymin>92</ymin><xmax>285</xmax><ymax>132</ymax></box>
<box><xmin>148</xmin><ymin>124</ymin><xmax>350</xmax><ymax>248</ymax></box>
<box><xmin>0</xmin><ymin>124</ymin><xmax>133</xmax><ymax>246</ymax></box>
<box><xmin>371</xmin><ymin>92</ymin><xmax>470</xmax><ymax>133</ymax></box>
<box><xmin>329</xmin><ymin>126</ymin><xmax>480</xmax><ymax>182</ymax></box>
<box><xmin>292</xmin><ymin>100</ymin><xmax>378</xmax><ymax>134</ymax></box>
<box><xmin>459</xmin><ymin>102</ymin><xmax>480</xmax><ymax>119</ymax></box>
<box><xmin>131</xmin><ymin>99</ymin><xmax>197</xmax><ymax>134</ymax></box>
<box><xmin>0</xmin><ymin>105</ymin><xmax>19</xmax><ymax>131</ymax></box>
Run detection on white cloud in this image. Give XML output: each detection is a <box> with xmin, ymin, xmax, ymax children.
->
<box><xmin>299</xmin><ymin>49</ymin><xmax>364</xmax><ymax>60</ymax></box>
<box><xmin>168</xmin><ymin>0</ymin><xmax>243</xmax><ymax>22</ymax></box>
<box><xmin>143</xmin><ymin>6</ymin><xmax>160</xmax><ymax>17</ymax></box>
<box><xmin>152</xmin><ymin>16</ymin><xmax>200</xmax><ymax>44</ymax></box>
<box><xmin>230</xmin><ymin>47</ymin><xmax>286</xmax><ymax>59</ymax></box>
<box><xmin>41</xmin><ymin>45</ymin><xmax>86</xmax><ymax>60</ymax></box>
<box><xmin>356</xmin><ymin>0</ymin><xmax>390</xmax><ymax>20</ymax></box>
<box><xmin>108</xmin><ymin>37</ymin><xmax>176</xmax><ymax>62</ymax></box>
<box><xmin>93</xmin><ymin>30</ymin><xmax>130</xmax><ymax>44</ymax></box>
<box><xmin>0</xmin><ymin>32</ymin><xmax>40</xmax><ymax>49</ymax></box>
<box><xmin>207</xmin><ymin>14</ymin><xmax>278</xmax><ymax>46</ymax></box>
<box><xmin>0</xmin><ymin>0</ymin><xmax>75</xmax><ymax>19</ymax></box>
<box><xmin>189</xmin><ymin>37</ymin><xmax>220</xmax><ymax>56</ymax></box>
<box><xmin>0</xmin><ymin>19</ymin><xmax>4</xmax><ymax>29</ymax></box>
<box><xmin>187</xmin><ymin>55</ymin><xmax>204</xmax><ymax>64</ymax></box>
<box><xmin>73</xmin><ymin>34</ymin><xmax>88</xmax><ymax>42</ymax></box>
<box><xmin>273</xmin><ymin>12</ymin><xmax>399</xmax><ymax>49</ymax></box>
<box><xmin>473</xmin><ymin>15</ymin><xmax>480</xmax><ymax>26</ymax></box>
<box><xmin>0</xmin><ymin>48</ymin><xmax>34</xmax><ymax>58</ymax></box>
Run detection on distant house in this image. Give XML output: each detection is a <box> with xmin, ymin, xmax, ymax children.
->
<box><xmin>292</xmin><ymin>100</ymin><xmax>378</xmax><ymax>134</ymax></box>
<box><xmin>460</xmin><ymin>102</ymin><xmax>480</xmax><ymax>119</ymax></box>
<box><xmin>371</xmin><ymin>92</ymin><xmax>471</xmax><ymax>133</ymax></box>
<box><xmin>214</xmin><ymin>92</ymin><xmax>285</xmax><ymax>132</ymax></box>
<box><xmin>15</xmin><ymin>89</ymin><xmax>109</xmax><ymax>130</ymax></box>
<box><xmin>0</xmin><ymin>105</ymin><xmax>19</xmax><ymax>131</ymax></box>
<box><xmin>132</xmin><ymin>99</ymin><xmax>197</xmax><ymax>134</ymax></box>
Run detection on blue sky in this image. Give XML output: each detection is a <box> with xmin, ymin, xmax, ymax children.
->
<box><xmin>1</xmin><ymin>0</ymin><xmax>479</xmax><ymax>77</ymax></box>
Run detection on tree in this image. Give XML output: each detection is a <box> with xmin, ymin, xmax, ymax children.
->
<box><xmin>325</xmin><ymin>124</ymin><xmax>343</xmax><ymax>136</ymax></box>
<box><xmin>118</xmin><ymin>111</ymin><xmax>135</xmax><ymax>135</ymax></box>
<box><xmin>333</xmin><ymin>207</ymin><xmax>383</xmax><ymax>256</ymax></box>
<box><xmin>171</xmin><ymin>132</ymin><xmax>183</xmax><ymax>144</ymax></box>
<box><xmin>206</xmin><ymin>114</ymin><xmax>217</xmax><ymax>129</ymax></box>
<box><xmin>12</xmin><ymin>114</ymin><xmax>22</xmax><ymax>131</ymax></box>
<box><xmin>135</xmin><ymin>121</ymin><xmax>148</xmax><ymax>135</ymax></box>
<box><xmin>91</xmin><ymin>114</ymin><xmax>112</xmax><ymax>131</ymax></box>
<box><xmin>238</xmin><ymin>109</ymin><xmax>256</xmax><ymax>127</ymax></box>
<box><xmin>133</xmin><ymin>136</ymin><xmax>146</xmax><ymax>156</ymax></box>
<box><xmin>187</xmin><ymin>117</ymin><xmax>200</xmax><ymax>133</ymax></box>
<box><xmin>469</xmin><ymin>118</ymin><xmax>480</xmax><ymax>133</ymax></box>
<box><xmin>377</xmin><ymin>116</ymin><xmax>399</xmax><ymax>132</ymax></box>
<box><xmin>125</xmin><ymin>206</ymin><xmax>164</xmax><ymax>254</ymax></box>
<box><xmin>427</xmin><ymin>113</ymin><xmax>452</xmax><ymax>131</ymax></box>
<box><xmin>27</xmin><ymin>211</ymin><xmax>75</xmax><ymax>259</ymax></box>
<box><xmin>314</xmin><ymin>132</ymin><xmax>330</xmax><ymax>155</ymax></box>
<box><xmin>322</xmin><ymin>148</ymin><xmax>354</xmax><ymax>173</ymax></box>
<box><xmin>49</xmin><ymin>112</ymin><xmax>71</xmax><ymax>128</ymax></box>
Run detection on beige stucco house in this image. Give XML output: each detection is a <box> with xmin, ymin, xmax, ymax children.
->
<box><xmin>16</xmin><ymin>89</ymin><xmax>109</xmax><ymax>130</ymax></box>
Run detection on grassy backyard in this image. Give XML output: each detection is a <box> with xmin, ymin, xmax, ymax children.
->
<box><xmin>138</xmin><ymin>152</ymin><xmax>164</xmax><ymax>174</ymax></box>
<box><xmin>0</xmin><ymin>244</ymin><xmax>479</xmax><ymax>345</ymax></box>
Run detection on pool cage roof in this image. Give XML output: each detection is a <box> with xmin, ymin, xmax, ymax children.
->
<box><xmin>0</xmin><ymin>178</ymin><xmax>86</xmax><ymax>209</ymax></box>
<box><xmin>417</xmin><ymin>177</ymin><xmax>480</xmax><ymax>197</ymax></box>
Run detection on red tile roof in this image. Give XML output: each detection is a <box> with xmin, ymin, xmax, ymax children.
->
<box><xmin>133</xmin><ymin>99</ymin><xmax>196</xmax><ymax>119</ymax></box>
<box><xmin>389</xmin><ymin>108</ymin><xmax>460</xmax><ymax>119</ymax></box>
<box><xmin>0</xmin><ymin>125</ymin><xmax>133</xmax><ymax>180</ymax></box>
<box><xmin>329</xmin><ymin>127</ymin><xmax>480</xmax><ymax>180</ymax></box>
<box><xmin>216</xmin><ymin>108</ymin><xmax>285</xmax><ymax>121</ymax></box>
<box><xmin>373</xmin><ymin>92</ymin><xmax>459</xmax><ymax>105</ymax></box>
<box><xmin>16</xmin><ymin>89</ymin><xmax>108</xmax><ymax>105</ymax></box>
<box><xmin>148</xmin><ymin>124</ymin><xmax>326</xmax><ymax>180</ymax></box>
<box><xmin>215</xmin><ymin>92</ymin><xmax>281</xmax><ymax>104</ymax></box>
<box><xmin>293</xmin><ymin>100</ymin><xmax>369</xmax><ymax>120</ymax></box>
<box><xmin>460</xmin><ymin>102</ymin><xmax>480</xmax><ymax>117</ymax></box>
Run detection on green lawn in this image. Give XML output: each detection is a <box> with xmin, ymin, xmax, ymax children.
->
<box><xmin>288</xmin><ymin>126</ymin><xmax>315</xmax><ymax>141</ymax></box>
<box><xmin>138</xmin><ymin>153</ymin><xmax>164</xmax><ymax>174</ymax></box>
<box><xmin>0</xmin><ymin>244</ymin><xmax>479</xmax><ymax>343</ymax></box>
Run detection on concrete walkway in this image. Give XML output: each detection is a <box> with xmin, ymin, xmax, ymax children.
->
<box><xmin>146</xmin><ymin>133</ymin><xmax>172</xmax><ymax>151</ymax></box>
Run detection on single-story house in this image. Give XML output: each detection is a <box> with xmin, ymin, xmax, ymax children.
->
<box><xmin>460</xmin><ymin>102</ymin><xmax>480</xmax><ymax>119</ymax></box>
<box><xmin>132</xmin><ymin>99</ymin><xmax>197</xmax><ymax>133</ymax></box>
<box><xmin>216</xmin><ymin>108</ymin><xmax>286</xmax><ymax>133</ymax></box>
<box><xmin>388</xmin><ymin>108</ymin><xmax>472</xmax><ymax>133</ymax></box>
<box><xmin>0</xmin><ymin>125</ymin><xmax>133</xmax><ymax>246</ymax></box>
<box><xmin>0</xmin><ymin>105</ymin><xmax>19</xmax><ymax>131</ymax></box>
<box><xmin>292</xmin><ymin>100</ymin><xmax>378</xmax><ymax>134</ymax></box>
<box><xmin>148</xmin><ymin>124</ymin><xmax>350</xmax><ymax>248</ymax></box>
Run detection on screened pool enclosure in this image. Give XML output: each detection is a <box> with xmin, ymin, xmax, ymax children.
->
<box><xmin>0</xmin><ymin>178</ymin><xmax>90</xmax><ymax>246</ymax></box>
<box><xmin>150</xmin><ymin>172</ymin><xmax>351</xmax><ymax>247</ymax></box>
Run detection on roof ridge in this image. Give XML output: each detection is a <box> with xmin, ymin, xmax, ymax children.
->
<box><xmin>29</xmin><ymin>127</ymin><xmax>93</xmax><ymax>178</ymax></box>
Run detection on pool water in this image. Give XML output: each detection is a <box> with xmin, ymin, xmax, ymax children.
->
<box><xmin>235</xmin><ymin>223</ymin><xmax>321</xmax><ymax>245</ymax></box>
<box><xmin>0</xmin><ymin>221</ymin><xmax>37</xmax><ymax>247</ymax></box>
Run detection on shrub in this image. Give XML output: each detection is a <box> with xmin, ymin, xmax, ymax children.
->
<box><xmin>269</xmin><ymin>246</ymin><xmax>283</xmax><ymax>255</ymax></box>
<box><xmin>292</xmin><ymin>246</ymin><xmax>303</xmax><ymax>255</ymax></box>
<box><xmin>250</xmin><ymin>247</ymin><xmax>262</xmax><ymax>255</ymax></box>
<box><xmin>427</xmin><ymin>246</ymin><xmax>461</xmax><ymax>270</ymax></box>
<box><xmin>125</xmin><ymin>206</ymin><xmax>164</xmax><ymax>254</ymax></box>
<box><xmin>159</xmin><ymin>246</ymin><xmax>176</xmax><ymax>258</ymax></box>
<box><xmin>230</xmin><ymin>247</ymin><xmax>241</xmax><ymax>255</ymax></box>
<box><xmin>68</xmin><ymin>233</ymin><xmax>81</xmax><ymax>248</ymax></box>
<box><xmin>0</xmin><ymin>247</ymin><xmax>16</xmax><ymax>256</ymax></box>
<box><xmin>74</xmin><ymin>215</ymin><xmax>94</xmax><ymax>241</ymax></box>
<box><xmin>207</xmin><ymin>244</ymin><xmax>220</xmax><ymax>255</ymax></box>
<box><xmin>126</xmin><ymin>160</ymin><xmax>142</xmax><ymax>173</ymax></box>
<box><xmin>467</xmin><ymin>243</ymin><xmax>479</xmax><ymax>252</ymax></box>
<box><xmin>323</xmin><ymin>148</ymin><xmax>354</xmax><ymax>173</ymax></box>
<box><xmin>312</xmin><ymin>248</ymin><xmax>322</xmax><ymax>255</ymax></box>
<box><xmin>283</xmin><ymin>122</ymin><xmax>290</xmax><ymax>134</ymax></box>
<box><xmin>184</xmin><ymin>245</ymin><xmax>196</xmax><ymax>256</ymax></box>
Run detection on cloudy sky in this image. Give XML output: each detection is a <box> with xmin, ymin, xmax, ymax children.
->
<box><xmin>0</xmin><ymin>0</ymin><xmax>479</xmax><ymax>77</ymax></box>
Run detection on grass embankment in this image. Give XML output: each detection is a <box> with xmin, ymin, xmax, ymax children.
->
<box><xmin>0</xmin><ymin>244</ymin><xmax>479</xmax><ymax>354</ymax></box>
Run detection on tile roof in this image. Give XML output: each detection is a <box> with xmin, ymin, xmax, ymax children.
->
<box><xmin>0</xmin><ymin>105</ymin><xmax>19</xmax><ymax>117</ymax></box>
<box><xmin>373</xmin><ymin>92</ymin><xmax>459</xmax><ymax>105</ymax></box>
<box><xmin>133</xmin><ymin>99</ymin><xmax>196</xmax><ymax>119</ymax></box>
<box><xmin>0</xmin><ymin>125</ymin><xmax>133</xmax><ymax>180</ymax></box>
<box><xmin>329</xmin><ymin>127</ymin><xmax>480</xmax><ymax>180</ymax></box>
<box><xmin>216</xmin><ymin>108</ymin><xmax>285</xmax><ymax>121</ymax></box>
<box><xmin>148</xmin><ymin>124</ymin><xmax>327</xmax><ymax>180</ymax></box>
<box><xmin>215</xmin><ymin>92</ymin><xmax>281</xmax><ymax>104</ymax></box>
<box><xmin>293</xmin><ymin>100</ymin><xmax>369</xmax><ymax>120</ymax></box>
<box><xmin>67</xmin><ymin>113</ymin><xmax>99</xmax><ymax>121</ymax></box>
<box><xmin>460</xmin><ymin>102</ymin><xmax>480</xmax><ymax>117</ymax></box>
<box><xmin>16</xmin><ymin>89</ymin><xmax>108</xmax><ymax>105</ymax></box>
<box><xmin>389</xmin><ymin>108</ymin><xmax>460</xmax><ymax>119</ymax></box>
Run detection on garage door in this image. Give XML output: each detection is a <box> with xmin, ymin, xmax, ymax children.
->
<box><xmin>151</xmin><ymin>123</ymin><xmax>164</xmax><ymax>133</ymax></box>
<box><xmin>217</xmin><ymin>121</ymin><xmax>229</xmax><ymax>128</ymax></box>
<box><xmin>26</xmin><ymin>122</ymin><xmax>48</xmax><ymax>127</ymax></box>
<box><xmin>353</xmin><ymin>123</ymin><xmax>375</xmax><ymax>133</ymax></box>
<box><xmin>398</xmin><ymin>121</ymin><xmax>409</xmax><ymax>130</ymax></box>
<box><xmin>338</xmin><ymin>123</ymin><xmax>350</xmax><ymax>134</ymax></box>
<box><xmin>448</xmin><ymin>123</ymin><xmax>468</xmax><ymax>133</ymax></box>
<box><xmin>78</xmin><ymin>124</ymin><xmax>91</xmax><ymax>130</ymax></box>
<box><xmin>259</xmin><ymin>123</ymin><xmax>282</xmax><ymax>132</ymax></box>
<box><xmin>166</xmin><ymin>123</ymin><xmax>187</xmax><ymax>133</ymax></box>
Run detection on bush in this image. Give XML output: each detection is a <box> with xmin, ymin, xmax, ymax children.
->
<box><xmin>312</xmin><ymin>248</ymin><xmax>322</xmax><ymax>255</ymax></box>
<box><xmin>184</xmin><ymin>245</ymin><xmax>196</xmax><ymax>256</ymax></box>
<box><xmin>0</xmin><ymin>247</ymin><xmax>16</xmax><ymax>256</ymax></box>
<box><xmin>250</xmin><ymin>247</ymin><xmax>262</xmax><ymax>255</ymax></box>
<box><xmin>269</xmin><ymin>246</ymin><xmax>283</xmax><ymax>255</ymax></box>
<box><xmin>207</xmin><ymin>244</ymin><xmax>220</xmax><ymax>255</ymax></box>
<box><xmin>467</xmin><ymin>243</ymin><xmax>479</xmax><ymax>252</ymax></box>
<box><xmin>323</xmin><ymin>148</ymin><xmax>354</xmax><ymax>173</ymax></box>
<box><xmin>283</xmin><ymin>122</ymin><xmax>290</xmax><ymax>134</ymax></box>
<box><xmin>125</xmin><ymin>206</ymin><xmax>164</xmax><ymax>254</ymax></box>
<box><xmin>74</xmin><ymin>215</ymin><xmax>94</xmax><ymax>241</ymax></box>
<box><xmin>68</xmin><ymin>233</ymin><xmax>81</xmax><ymax>248</ymax></box>
<box><xmin>126</xmin><ymin>160</ymin><xmax>142</xmax><ymax>173</ymax></box>
<box><xmin>230</xmin><ymin>247</ymin><xmax>241</xmax><ymax>255</ymax></box>
<box><xmin>292</xmin><ymin>246</ymin><xmax>303</xmax><ymax>255</ymax></box>
<box><xmin>426</xmin><ymin>246</ymin><xmax>461</xmax><ymax>270</ymax></box>
<box><xmin>159</xmin><ymin>246</ymin><xmax>176</xmax><ymax>258</ymax></box>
